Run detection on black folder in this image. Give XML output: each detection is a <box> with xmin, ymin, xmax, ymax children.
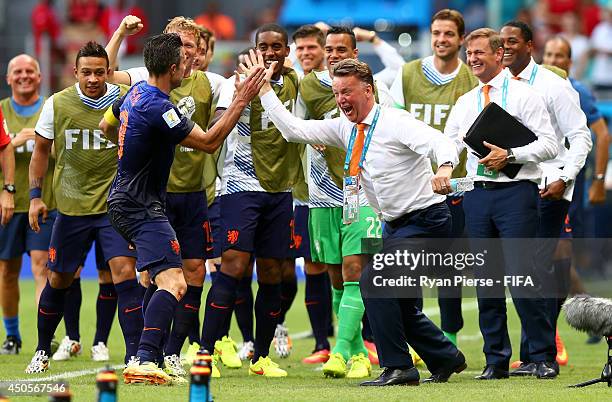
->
<box><xmin>463</xmin><ymin>102</ymin><xmax>537</xmax><ymax>179</ymax></box>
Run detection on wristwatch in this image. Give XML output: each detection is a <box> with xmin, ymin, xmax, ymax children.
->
<box><xmin>2</xmin><ymin>184</ymin><xmax>16</xmax><ymax>194</ymax></box>
<box><xmin>593</xmin><ymin>173</ymin><xmax>605</xmax><ymax>181</ymax></box>
<box><xmin>505</xmin><ymin>148</ymin><xmax>516</xmax><ymax>163</ymax></box>
<box><xmin>440</xmin><ymin>161</ymin><xmax>454</xmax><ymax>169</ymax></box>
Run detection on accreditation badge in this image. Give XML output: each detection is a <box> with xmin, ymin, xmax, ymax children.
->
<box><xmin>476</xmin><ymin>163</ymin><xmax>499</xmax><ymax>179</ymax></box>
<box><xmin>343</xmin><ymin>175</ymin><xmax>360</xmax><ymax>224</ymax></box>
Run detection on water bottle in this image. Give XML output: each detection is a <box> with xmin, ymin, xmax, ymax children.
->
<box><xmin>450</xmin><ymin>177</ymin><xmax>475</xmax><ymax>193</ymax></box>
<box><xmin>96</xmin><ymin>366</ymin><xmax>118</xmax><ymax>402</ymax></box>
<box><xmin>190</xmin><ymin>349</ymin><xmax>213</xmax><ymax>402</ymax></box>
<box><xmin>48</xmin><ymin>381</ymin><xmax>71</xmax><ymax>401</ymax></box>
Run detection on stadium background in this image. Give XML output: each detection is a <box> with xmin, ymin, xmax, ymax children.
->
<box><xmin>0</xmin><ymin>2</ymin><xmax>610</xmax><ymax>401</ymax></box>
<box><xmin>0</xmin><ymin>0</ymin><xmax>610</xmax><ymax>280</ymax></box>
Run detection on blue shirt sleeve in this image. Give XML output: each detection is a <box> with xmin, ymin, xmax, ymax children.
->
<box><xmin>156</xmin><ymin>101</ymin><xmax>195</xmax><ymax>145</ymax></box>
<box><xmin>570</xmin><ymin>78</ymin><xmax>603</xmax><ymax>126</ymax></box>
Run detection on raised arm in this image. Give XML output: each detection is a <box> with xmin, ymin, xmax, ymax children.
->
<box><xmin>242</xmin><ymin>50</ymin><xmax>344</xmax><ymax>148</ymax></box>
<box><xmin>180</xmin><ymin>68</ymin><xmax>266</xmax><ymax>153</ymax></box>
<box><xmin>105</xmin><ymin>15</ymin><xmax>143</xmax><ymax>85</ymax></box>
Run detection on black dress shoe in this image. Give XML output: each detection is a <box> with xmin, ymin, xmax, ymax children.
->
<box><xmin>510</xmin><ymin>362</ymin><xmax>537</xmax><ymax>377</ymax></box>
<box><xmin>360</xmin><ymin>367</ymin><xmax>420</xmax><ymax>386</ymax></box>
<box><xmin>474</xmin><ymin>365</ymin><xmax>509</xmax><ymax>380</ymax></box>
<box><xmin>535</xmin><ymin>362</ymin><xmax>558</xmax><ymax>379</ymax></box>
<box><xmin>422</xmin><ymin>350</ymin><xmax>467</xmax><ymax>383</ymax></box>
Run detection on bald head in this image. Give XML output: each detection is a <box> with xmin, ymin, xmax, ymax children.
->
<box><xmin>6</xmin><ymin>54</ymin><xmax>41</xmax><ymax>103</ymax></box>
<box><xmin>543</xmin><ymin>37</ymin><xmax>572</xmax><ymax>75</ymax></box>
<box><xmin>7</xmin><ymin>54</ymin><xmax>40</xmax><ymax>75</ymax></box>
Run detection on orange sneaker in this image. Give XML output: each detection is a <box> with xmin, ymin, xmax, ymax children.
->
<box><xmin>302</xmin><ymin>349</ymin><xmax>330</xmax><ymax>364</ymax></box>
<box><xmin>556</xmin><ymin>329</ymin><xmax>568</xmax><ymax>366</ymax></box>
<box><xmin>510</xmin><ymin>360</ymin><xmax>522</xmax><ymax>369</ymax></box>
<box><xmin>363</xmin><ymin>340</ymin><xmax>379</xmax><ymax>365</ymax></box>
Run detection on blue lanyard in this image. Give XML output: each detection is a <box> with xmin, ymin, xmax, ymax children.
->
<box><xmin>344</xmin><ymin>105</ymin><xmax>381</xmax><ymax>174</ymax></box>
<box><xmin>527</xmin><ymin>64</ymin><xmax>538</xmax><ymax>86</ymax></box>
<box><xmin>477</xmin><ymin>76</ymin><xmax>508</xmax><ymax>112</ymax></box>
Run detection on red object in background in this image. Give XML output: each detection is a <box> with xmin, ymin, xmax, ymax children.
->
<box><xmin>99</xmin><ymin>4</ymin><xmax>148</xmax><ymax>55</ymax></box>
<box><xmin>31</xmin><ymin>0</ymin><xmax>61</xmax><ymax>56</ymax></box>
<box><xmin>68</xmin><ymin>0</ymin><xmax>102</xmax><ymax>24</ymax></box>
<box><xmin>581</xmin><ymin>3</ymin><xmax>601</xmax><ymax>36</ymax></box>
<box><xmin>548</xmin><ymin>0</ymin><xmax>579</xmax><ymax>15</ymax></box>
<box><xmin>0</xmin><ymin>108</ymin><xmax>10</xmax><ymax>150</ymax></box>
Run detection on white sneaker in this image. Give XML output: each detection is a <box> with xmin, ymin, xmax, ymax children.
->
<box><xmin>25</xmin><ymin>350</ymin><xmax>50</xmax><ymax>373</ymax></box>
<box><xmin>238</xmin><ymin>341</ymin><xmax>255</xmax><ymax>361</ymax></box>
<box><xmin>125</xmin><ymin>355</ymin><xmax>140</xmax><ymax>369</ymax></box>
<box><xmin>52</xmin><ymin>336</ymin><xmax>82</xmax><ymax>361</ymax></box>
<box><xmin>91</xmin><ymin>342</ymin><xmax>110</xmax><ymax>361</ymax></box>
<box><xmin>273</xmin><ymin>323</ymin><xmax>292</xmax><ymax>358</ymax></box>
<box><xmin>163</xmin><ymin>354</ymin><xmax>187</xmax><ymax>377</ymax></box>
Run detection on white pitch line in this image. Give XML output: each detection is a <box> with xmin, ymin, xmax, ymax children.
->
<box><xmin>8</xmin><ymin>364</ymin><xmax>124</xmax><ymax>383</ymax></box>
<box><xmin>11</xmin><ymin>299</ymin><xmax>508</xmax><ymax>382</ymax></box>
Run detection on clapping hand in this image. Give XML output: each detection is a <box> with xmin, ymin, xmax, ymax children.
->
<box><xmin>238</xmin><ymin>49</ymin><xmax>277</xmax><ymax>96</ymax></box>
<box><xmin>233</xmin><ymin>62</ymin><xmax>267</xmax><ymax>106</ymax></box>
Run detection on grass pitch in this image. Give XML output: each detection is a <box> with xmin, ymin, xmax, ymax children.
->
<box><xmin>0</xmin><ymin>280</ymin><xmax>610</xmax><ymax>401</ymax></box>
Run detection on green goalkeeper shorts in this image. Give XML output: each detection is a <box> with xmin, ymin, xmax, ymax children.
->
<box><xmin>308</xmin><ymin>206</ymin><xmax>382</xmax><ymax>264</ymax></box>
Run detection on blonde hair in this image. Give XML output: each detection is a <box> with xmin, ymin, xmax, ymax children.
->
<box><xmin>465</xmin><ymin>28</ymin><xmax>503</xmax><ymax>53</ymax></box>
<box><xmin>164</xmin><ymin>16</ymin><xmax>201</xmax><ymax>46</ymax></box>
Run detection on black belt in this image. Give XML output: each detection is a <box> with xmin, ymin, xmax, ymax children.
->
<box><xmin>473</xmin><ymin>180</ymin><xmax>529</xmax><ymax>190</ymax></box>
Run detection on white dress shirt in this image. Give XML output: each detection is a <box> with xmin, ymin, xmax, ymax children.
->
<box><xmin>508</xmin><ymin>59</ymin><xmax>592</xmax><ymax>200</ymax></box>
<box><xmin>260</xmin><ymin>91</ymin><xmax>459</xmax><ymax>221</ymax></box>
<box><xmin>444</xmin><ymin>69</ymin><xmax>558</xmax><ymax>183</ymax></box>
<box><xmin>295</xmin><ymin>70</ymin><xmax>395</xmax><ymax>208</ymax></box>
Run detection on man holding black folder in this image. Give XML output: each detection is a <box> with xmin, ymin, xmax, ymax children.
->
<box><xmin>445</xmin><ymin>28</ymin><xmax>559</xmax><ymax>380</ymax></box>
<box><xmin>500</xmin><ymin>21</ymin><xmax>592</xmax><ymax>376</ymax></box>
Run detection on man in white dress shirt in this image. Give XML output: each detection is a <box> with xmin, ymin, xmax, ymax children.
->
<box><xmin>444</xmin><ymin>27</ymin><xmax>559</xmax><ymax>380</ymax></box>
<box><xmin>254</xmin><ymin>54</ymin><xmax>467</xmax><ymax>386</ymax></box>
<box><xmin>500</xmin><ymin>20</ymin><xmax>592</xmax><ymax>376</ymax></box>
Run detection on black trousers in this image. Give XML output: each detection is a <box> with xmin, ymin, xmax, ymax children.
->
<box><xmin>463</xmin><ymin>182</ymin><xmax>556</xmax><ymax>367</ymax></box>
<box><xmin>361</xmin><ymin>202</ymin><xmax>459</xmax><ymax>371</ymax></box>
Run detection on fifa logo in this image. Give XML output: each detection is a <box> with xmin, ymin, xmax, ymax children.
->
<box><xmin>64</xmin><ymin>129</ymin><xmax>115</xmax><ymax>150</ymax></box>
<box><xmin>408</xmin><ymin>103</ymin><xmax>452</xmax><ymax>127</ymax></box>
